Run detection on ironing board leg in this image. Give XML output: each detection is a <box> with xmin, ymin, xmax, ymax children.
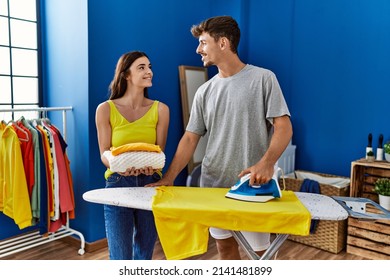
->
<box><xmin>260</xmin><ymin>234</ymin><xmax>289</xmax><ymax>260</ymax></box>
<box><xmin>231</xmin><ymin>231</ymin><xmax>260</xmax><ymax>260</ymax></box>
<box><xmin>231</xmin><ymin>231</ymin><xmax>289</xmax><ymax>260</ymax></box>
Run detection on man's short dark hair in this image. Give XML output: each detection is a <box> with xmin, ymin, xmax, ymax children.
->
<box><xmin>191</xmin><ymin>16</ymin><xmax>240</xmax><ymax>54</ymax></box>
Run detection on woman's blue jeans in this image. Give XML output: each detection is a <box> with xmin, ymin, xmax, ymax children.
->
<box><xmin>104</xmin><ymin>173</ymin><xmax>160</xmax><ymax>260</ymax></box>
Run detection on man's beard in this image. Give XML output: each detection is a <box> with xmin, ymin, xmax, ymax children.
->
<box><xmin>203</xmin><ymin>60</ymin><xmax>214</xmax><ymax>67</ymax></box>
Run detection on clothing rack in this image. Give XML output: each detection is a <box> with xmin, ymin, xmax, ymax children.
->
<box><xmin>0</xmin><ymin>106</ymin><xmax>85</xmax><ymax>258</ymax></box>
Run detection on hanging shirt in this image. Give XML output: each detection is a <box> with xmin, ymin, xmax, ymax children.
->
<box><xmin>40</xmin><ymin>122</ymin><xmax>60</xmax><ymax>221</ymax></box>
<box><xmin>34</xmin><ymin>125</ymin><xmax>49</xmax><ymax>235</ymax></box>
<box><xmin>49</xmin><ymin>124</ymin><xmax>75</xmax><ymax>220</ymax></box>
<box><xmin>34</xmin><ymin>124</ymin><xmax>54</xmax><ymax>233</ymax></box>
<box><xmin>22</xmin><ymin>119</ymin><xmax>41</xmax><ymax>222</ymax></box>
<box><xmin>12</xmin><ymin>122</ymin><xmax>34</xmax><ymax>197</ymax></box>
<box><xmin>45</xmin><ymin>124</ymin><xmax>74</xmax><ymax>211</ymax></box>
<box><xmin>0</xmin><ymin>123</ymin><xmax>32</xmax><ymax>229</ymax></box>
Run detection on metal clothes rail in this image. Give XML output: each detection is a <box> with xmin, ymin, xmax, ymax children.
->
<box><xmin>0</xmin><ymin>106</ymin><xmax>85</xmax><ymax>258</ymax></box>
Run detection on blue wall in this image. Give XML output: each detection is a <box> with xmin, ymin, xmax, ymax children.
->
<box><xmin>246</xmin><ymin>0</ymin><xmax>390</xmax><ymax>176</ymax></box>
<box><xmin>2</xmin><ymin>0</ymin><xmax>390</xmax><ymax>244</ymax></box>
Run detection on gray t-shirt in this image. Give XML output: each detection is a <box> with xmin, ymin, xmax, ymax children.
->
<box><xmin>186</xmin><ymin>64</ymin><xmax>290</xmax><ymax>188</ymax></box>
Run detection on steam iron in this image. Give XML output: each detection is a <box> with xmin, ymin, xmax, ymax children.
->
<box><xmin>225</xmin><ymin>172</ymin><xmax>282</xmax><ymax>203</ymax></box>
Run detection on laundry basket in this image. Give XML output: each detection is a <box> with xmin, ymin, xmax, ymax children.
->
<box><xmin>279</xmin><ymin>170</ymin><xmax>350</xmax><ymax>253</ymax></box>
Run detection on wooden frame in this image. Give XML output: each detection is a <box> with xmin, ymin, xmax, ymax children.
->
<box><xmin>178</xmin><ymin>65</ymin><xmax>208</xmax><ymax>174</ymax></box>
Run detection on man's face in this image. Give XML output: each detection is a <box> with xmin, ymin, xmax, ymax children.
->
<box><xmin>196</xmin><ymin>33</ymin><xmax>221</xmax><ymax>67</ymax></box>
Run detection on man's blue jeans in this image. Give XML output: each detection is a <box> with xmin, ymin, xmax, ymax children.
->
<box><xmin>104</xmin><ymin>173</ymin><xmax>160</xmax><ymax>260</ymax></box>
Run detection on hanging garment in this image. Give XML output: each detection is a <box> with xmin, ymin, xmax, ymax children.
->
<box><xmin>33</xmin><ymin>123</ymin><xmax>51</xmax><ymax>235</ymax></box>
<box><xmin>41</xmin><ymin>122</ymin><xmax>60</xmax><ymax>221</ymax></box>
<box><xmin>0</xmin><ymin>123</ymin><xmax>32</xmax><ymax>229</ymax></box>
<box><xmin>47</xmin><ymin>124</ymin><xmax>74</xmax><ymax>212</ymax></box>
<box><xmin>49</xmin><ymin>124</ymin><xmax>75</xmax><ymax>219</ymax></box>
<box><xmin>36</xmin><ymin>125</ymin><xmax>55</xmax><ymax>219</ymax></box>
<box><xmin>13</xmin><ymin>121</ymin><xmax>35</xmax><ymax>198</ymax></box>
<box><xmin>23</xmin><ymin>120</ymin><xmax>42</xmax><ymax>222</ymax></box>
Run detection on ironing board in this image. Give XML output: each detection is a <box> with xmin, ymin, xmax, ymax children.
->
<box><xmin>83</xmin><ymin>187</ymin><xmax>386</xmax><ymax>260</ymax></box>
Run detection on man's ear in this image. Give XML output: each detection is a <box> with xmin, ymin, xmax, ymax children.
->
<box><xmin>219</xmin><ymin>37</ymin><xmax>229</xmax><ymax>50</ymax></box>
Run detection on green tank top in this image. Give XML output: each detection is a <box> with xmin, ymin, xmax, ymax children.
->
<box><xmin>105</xmin><ymin>100</ymin><xmax>159</xmax><ymax>179</ymax></box>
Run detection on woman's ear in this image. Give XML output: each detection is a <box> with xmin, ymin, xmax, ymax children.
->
<box><xmin>121</xmin><ymin>71</ymin><xmax>130</xmax><ymax>80</ymax></box>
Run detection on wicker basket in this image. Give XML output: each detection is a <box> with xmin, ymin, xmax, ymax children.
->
<box><xmin>279</xmin><ymin>170</ymin><xmax>350</xmax><ymax>254</ymax></box>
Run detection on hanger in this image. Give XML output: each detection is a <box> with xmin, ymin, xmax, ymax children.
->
<box><xmin>8</xmin><ymin>120</ymin><xmax>29</xmax><ymax>142</ymax></box>
<box><xmin>41</xmin><ymin>117</ymin><xmax>52</xmax><ymax>127</ymax></box>
<box><xmin>40</xmin><ymin>110</ymin><xmax>49</xmax><ymax>119</ymax></box>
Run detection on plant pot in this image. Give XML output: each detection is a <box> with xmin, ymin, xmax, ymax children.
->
<box><xmin>367</xmin><ymin>155</ymin><xmax>375</xmax><ymax>162</ymax></box>
<box><xmin>385</xmin><ymin>153</ymin><xmax>390</xmax><ymax>163</ymax></box>
<box><xmin>378</xmin><ymin>194</ymin><xmax>390</xmax><ymax>211</ymax></box>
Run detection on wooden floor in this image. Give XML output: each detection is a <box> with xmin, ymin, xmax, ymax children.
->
<box><xmin>1</xmin><ymin>235</ymin><xmax>367</xmax><ymax>260</ymax></box>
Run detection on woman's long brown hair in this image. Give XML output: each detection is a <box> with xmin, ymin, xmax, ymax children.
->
<box><xmin>108</xmin><ymin>51</ymin><xmax>149</xmax><ymax>100</ymax></box>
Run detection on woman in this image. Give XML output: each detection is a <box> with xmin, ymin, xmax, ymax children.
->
<box><xmin>95</xmin><ymin>51</ymin><xmax>169</xmax><ymax>259</ymax></box>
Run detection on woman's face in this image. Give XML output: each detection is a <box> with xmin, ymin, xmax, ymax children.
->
<box><xmin>126</xmin><ymin>56</ymin><xmax>153</xmax><ymax>88</ymax></box>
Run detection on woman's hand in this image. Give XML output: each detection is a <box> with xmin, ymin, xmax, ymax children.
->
<box><xmin>140</xmin><ymin>166</ymin><xmax>155</xmax><ymax>176</ymax></box>
<box><xmin>118</xmin><ymin>167</ymin><xmax>139</xmax><ymax>176</ymax></box>
<box><xmin>118</xmin><ymin>166</ymin><xmax>156</xmax><ymax>176</ymax></box>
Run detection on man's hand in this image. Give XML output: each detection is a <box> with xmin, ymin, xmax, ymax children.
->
<box><xmin>145</xmin><ymin>177</ymin><xmax>174</xmax><ymax>187</ymax></box>
<box><xmin>238</xmin><ymin>162</ymin><xmax>275</xmax><ymax>186</ymax></box>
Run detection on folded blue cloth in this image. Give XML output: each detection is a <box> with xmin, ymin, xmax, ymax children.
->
<box><xmin>300</xmin><ymin>179</ymin><xmax>320</xmax><ymax>233</ymax></box>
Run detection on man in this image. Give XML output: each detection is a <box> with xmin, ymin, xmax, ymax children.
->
<box><xmin>148</xmin><ymin>15</ymin><xmax>292</xmax><ymax>259</ymax></box>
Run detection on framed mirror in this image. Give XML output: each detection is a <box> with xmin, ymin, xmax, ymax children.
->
<box><xmin>178</xmin><ymin>65</ymin><xmax>209</xmax><ymax>174</ymax></box>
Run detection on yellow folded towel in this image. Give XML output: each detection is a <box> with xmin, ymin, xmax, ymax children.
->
<box><xmin>111</xmin><ymin>142</ymin><xmax>161</xmax><ymax>155</ymax></box>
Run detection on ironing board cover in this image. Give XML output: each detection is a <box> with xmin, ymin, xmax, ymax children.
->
<box><xmin>152</xmin><ymin>187</ymin><xmax>311</xmax><ymax>260</ymax></box>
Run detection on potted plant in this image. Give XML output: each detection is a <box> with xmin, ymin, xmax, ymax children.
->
<box><xmin>366</xmin><ymin>150</ymin><xmax>375</xmax><ymax>162</ymax></box>
<box><xmin>384</xmin><ymin>142</ymin><xmax>390</xmax><ymax>162</ymax></box>
<box><xmin>374</xmin><ymin>178</ymin><xmax>390</xmax><ymax>210</ymax></box>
